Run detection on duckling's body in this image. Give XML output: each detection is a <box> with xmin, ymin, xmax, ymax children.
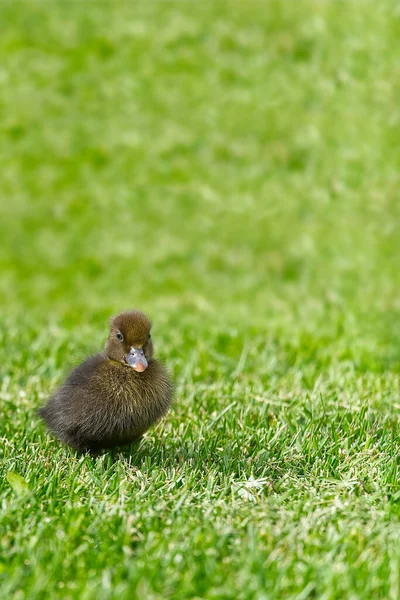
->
<box><xmin>39</xmin><ymin>311</ymin><xmax>173</xmax><ymax>451</ymax></box>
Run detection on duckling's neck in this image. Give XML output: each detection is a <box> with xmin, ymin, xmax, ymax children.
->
<box><xmin>107</xmin><ymin>357</ymin><xmax>129</xmax><ymax>369</ymax></box>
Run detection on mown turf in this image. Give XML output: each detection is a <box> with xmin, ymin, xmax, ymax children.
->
<box><xmin>1</xmin><ymin>1</ymin><xmax>400</xmax><ymax>598</ymax></box>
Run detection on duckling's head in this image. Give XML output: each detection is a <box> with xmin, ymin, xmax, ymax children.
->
<box><xmin>105</xmin><ymin>310</ymin><xmax>153</xmax><ymax>372</ymax></box>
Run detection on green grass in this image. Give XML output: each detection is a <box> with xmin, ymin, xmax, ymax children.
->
<box><xmin>1</xmin><ymin>0</ymin><xmax>400</xmax><ymax>598</ymax></box>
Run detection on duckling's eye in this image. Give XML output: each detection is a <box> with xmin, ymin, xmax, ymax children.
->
<box><xmin>116</xmin><ymin>331</ymin><xmax>124</xmax><ymax>342</ymax></box>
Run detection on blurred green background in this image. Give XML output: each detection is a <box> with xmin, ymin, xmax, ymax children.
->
<box><xmin>1</xmin><ymin>0</ymin><xmax>399</xmax><ymax>343</ymax></box>
<box><xmin>1</xmin><ymin>1</ymin><xmax>400</xmax><ymax>599</ymax></box>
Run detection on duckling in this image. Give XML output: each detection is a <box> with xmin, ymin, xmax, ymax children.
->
<box><xmin>38</xmin><ymin>310</ymin><xmax>173</xmax><ymax>451</ymax></box>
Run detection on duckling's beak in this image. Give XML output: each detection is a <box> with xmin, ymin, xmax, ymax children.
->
<box><xmin>125</xmin><ymin>347</ymin><xmax>148</xmax><ymax>372</ymax></box>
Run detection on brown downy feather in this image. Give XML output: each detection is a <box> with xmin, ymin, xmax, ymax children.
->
<box><xmin>38</xmin><ymin>311</ymin><xmax>173</xmax><ymax>451</ymax></box>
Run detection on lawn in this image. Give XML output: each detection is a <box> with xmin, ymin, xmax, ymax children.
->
<box><xmin>1</xmin><ymin>1</ymin><xmax>400</xmax><ymax>598</ymax></box>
